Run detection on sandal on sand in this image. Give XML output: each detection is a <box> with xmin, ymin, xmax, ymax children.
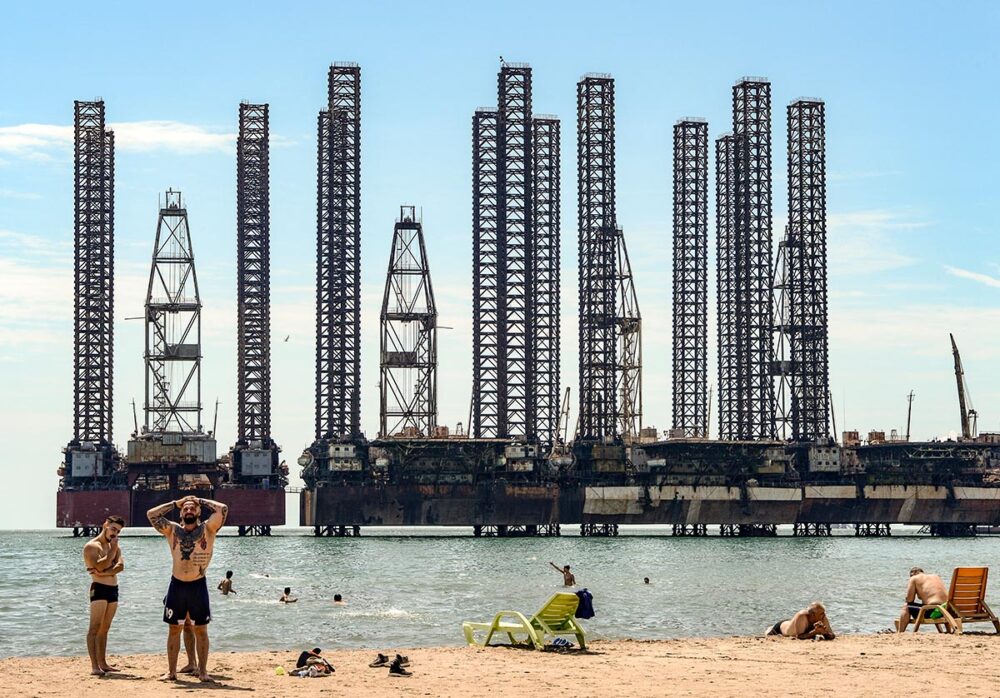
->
<box><xmin>369</xmin><ymin>653</ymin><xmax>389</xmax><ymax>668</ymax></box>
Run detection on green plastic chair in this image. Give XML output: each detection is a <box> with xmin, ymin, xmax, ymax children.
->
<box><xmin>462</xmin><ymin>592</ymin><xmax>587</xmax><ymax>650</ymax></box>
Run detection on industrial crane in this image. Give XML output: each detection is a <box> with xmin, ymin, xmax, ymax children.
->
<box><xmin>950</xmin><ymin>333</ymin><xmax>977</xmax><ymax>440</ymax></box>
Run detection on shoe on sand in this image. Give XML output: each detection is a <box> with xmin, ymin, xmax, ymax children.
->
<box><xmin>388</xmin><ymin>658</ymin><xmax>412</xmax><ymax>677</ymax></box>
<box><xmin>394</xmin><ymin>654</ymin><xmax>410</xmax><ymax>667</ymax></box>
<box><xmin>369</xmin><ymin>653</ymin><xmax>389</xmax><ymax>668</ymax></box>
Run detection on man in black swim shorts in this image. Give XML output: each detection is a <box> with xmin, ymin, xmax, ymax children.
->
<box><xmin>147</xmin><ymin>496</ymin><xmax>228</xmax><ymax>682</ymax></box>
<box><xmin>83</xmin><ymin>515</ymin><xmax>126</xmax><ymax>676</ymax></box>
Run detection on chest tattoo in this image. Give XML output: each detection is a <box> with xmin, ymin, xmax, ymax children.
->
<box><xmin>176</xmin><ymin>524</ymin><xmax>207</xmax><ymax>561</ymax></box>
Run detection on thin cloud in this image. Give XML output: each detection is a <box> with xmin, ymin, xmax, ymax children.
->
<box><xmin>945</xmin><ymin>265</ymin><xmax>1000</xmax><ymax>289</ymax></box>
<box><xmin>827</xmin><ymin>209</ymin><xmax>927</xmax><ymax>275</ymax></box>
<box><xmin>0</xmin><ymin>188</ymin><xmax>41</xmax><ymax>200</ymax></box>
<box><xmin>0</xmin><ymin>120</ymin><xmax>238</xmax><ymax>157</ymax></box>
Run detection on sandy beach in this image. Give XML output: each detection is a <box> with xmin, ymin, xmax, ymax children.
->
<box><xmin>2</xmin><ymin>634</ymin><xmax>998</xmax><ymax>697</ymax></box>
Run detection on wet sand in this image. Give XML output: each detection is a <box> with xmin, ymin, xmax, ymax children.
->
<box><xmin>1</xmin><ymin>635</ymin><xmax>998</xmax><ymax>697</ymax></box>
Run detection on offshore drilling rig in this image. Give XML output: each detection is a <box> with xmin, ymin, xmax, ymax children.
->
<box><xmin>57</xmin><ymin>62</ymin><xmax>1000</xmax><ymax>537</ymax></box>
<box><xmin>56</xmin><ymin>102</ymin><xmax>285</xmax><ymax>535</ymax></box>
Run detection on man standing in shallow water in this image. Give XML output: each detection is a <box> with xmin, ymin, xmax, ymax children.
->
<box><xmin>147</xmin><ymin>495</ymin><xmax>228</xmax><ymax>682</ymax></box>
<box><xmin>83</xmin><ymin>515</ymin><xmax>125</xmax><ymax>676</ymax></box>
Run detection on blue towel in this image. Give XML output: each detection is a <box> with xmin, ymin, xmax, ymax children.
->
<box><xmin>575</xmin><ymin>588</ymin><xmax>595</xmax><ymax>619</ymax></box>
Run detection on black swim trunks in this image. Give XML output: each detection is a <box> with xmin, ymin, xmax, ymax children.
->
<box><xmin>766</xmin><ymin>620</ymin><xmax>786</xmax><ymax>636</ymax></box>
<box><xmin>90</xmin><ymin>581</ymin><xmax>119</xmax><ymax>604</ymax></box>
<box><xmin>163</xmin><ymin>576</ymin><xmax>211</xmax><ymax>625</ymax></box>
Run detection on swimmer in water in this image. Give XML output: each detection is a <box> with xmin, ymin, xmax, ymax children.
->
<box><xmin>280</xmin><ymin>587</ymin><xmax>298</xmax><ymax>603</ymax></box>
<box><xmin>217</xmin><ymin>570</ymin><xmax>235</xmax><ymax>595</ymax></box>
<box><xmin>548</xmin><ymin>562</ymin><xmax>576</xmax><ymax>586</ymax></box>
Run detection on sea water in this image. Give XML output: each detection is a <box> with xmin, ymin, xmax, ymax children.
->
<box><xmin>1</xmin><ymin>527</ymin><xmax>997</xmax><ymax>657</ymax></box>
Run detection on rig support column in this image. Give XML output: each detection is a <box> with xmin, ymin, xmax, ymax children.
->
<box><xmin>732</xmin><ymin>78</ymin><xmax>775</xmax><ymax>440</ymax></box>
<box><xmin>472</xmin><ymin>108</ymin><xmax>500</xmax><ymax>438</ymax></box>
<box><xmin>615</xmin><ymin>226</ymin><xmax>642</xmax><ymax>441</ymax></box>
<box><xmin>671</xmin><ymin>119</ymin><xmax>709</xmax><ymax>438</ymax></box>
<box><xmin>786</xmin><ymin>99</ymin><xmax>830</xmax><ymax>441</ymax></box>
<box><xmin>715</xmin><ymin>134</ymin><xmax>739</xmax><ymax>440</ymax></box>
<box><xmin>305</xmin><ymin>63</ymin><xmax>365</xmax><ymax>492</ymax></box>
<box><xmin>232</xmin><ymin>102</ymin><xmax>285</xmax><ymax>501</ymax></box>
<box><xmin>531</xmin><ymin>115</ymin><xmax>561</xmax><ymax>451</ymax></box>
<box><xmin>62</xmin><ymin>100</ymin><xmax>117</xmax><ymax>490</ymax></box>
<box><xmin>576</xmin><ymin>74</ymin><xmax>618</xmax><ymax>441</ymax></box>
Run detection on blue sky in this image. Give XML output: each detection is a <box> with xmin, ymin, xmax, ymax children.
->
<box><xmin>1</xmin><ymin>1</ymin><xmax>998</xmax><ymax>528</ymax></box>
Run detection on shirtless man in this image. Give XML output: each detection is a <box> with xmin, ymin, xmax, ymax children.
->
<box><xmin>549</xmin><ymin>562</ymin><xmax>576</xmax><ymax>586</ymax></box>
<box><xmin>897</xmin><ymin>566</ymin><xmax>949</xmax><ymax>633</ymax></box>
<box><xmin>83</xmin><ymin>515</ymin><xmax>125</xmax><ymax>675</ymax></box>
<box><xmin>766</xmin><ymin>601</ymin><xmax>836</xmax><ymax>640</ymax></box>
<box><xmin>147</xmin><ymin>495</ymin><xmax>228</xmax><ymax>682</ymax></box>
<box><xmin>217</xmin><ymin>570</ymin><xmax>235</xmax><ymax>595</ymax></box>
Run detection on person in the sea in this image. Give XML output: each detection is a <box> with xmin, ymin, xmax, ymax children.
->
<box><xmin>644</xmin><ymin>577</ymin><xmax>650</xmax><ymax>585</ymax></box>
<box><xmin>765</xmin><ymin>601</ymin><xmax>836</xmax><ymax>639</ymax></box>
<box><xmin>217</xmin><ymin>570</ymin><xmax>236</xmax><ymax>595</ymax></box>
<box><xmin>83</xmin><ymin>514</ymin><xmax>125</xmax><ymax>676</ymax></box>
<box><xmin>549</xmin><ymin>562</ymin><xmax>576</xmax><ymax>586</ymax></box>
<box><xmin>333</xmin><ymin>593</ymin><xmax>345</xmax><ymax>605</ymax></box>
<box><xmin>280</xmin><ymin>587</ymin><xmax>298</xmax><ymax>603</ymax></box>
<box><xmin>896</xmin><ymin>566</ymin><xmax>949</xmax><ymax>633</ymax></box>
<box><xmin>147</xmin><ymin>495</ymin><xmax>229</xmax><ymax>682</ymax></box>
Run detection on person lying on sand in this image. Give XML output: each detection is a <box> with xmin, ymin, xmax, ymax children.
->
<box><xmin>549</xmin><ymin>562</ymin><xmax>576</xmax><ymax>586</ymax></box>
<box><xmin>896</xmin><ymin>567</ymin><xmax>948</xmax><ymax>633</ymax></box>
<box><xmin>765</xmin><ymin>601</ymin><xmax>835</xmax><ymax>640</ymax></box>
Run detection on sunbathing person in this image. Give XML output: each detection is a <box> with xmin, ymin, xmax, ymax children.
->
<box><xmin>766</xmin><ymin>601</ymin><xmax>836</xmax><ymax>639</ymax></box>
<box><xmin>897</xmin><ymin>566</ymin><xmax>948</xmax><ymax>633</ymax></box>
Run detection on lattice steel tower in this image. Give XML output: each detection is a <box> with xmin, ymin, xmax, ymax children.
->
<box><xmin>732</xmin><ymin>77</ymin><xmax>775</xmax><ymax>440</ymax></box>
<box><xmin>472</xmin><ymin>107</ymin><xmax>500</xmax><ymax>439</ymax></box>
<box><xmin>471</xmin><ymin>63</ymin><xmax>560</xmax><ymax>446</ymax></box>
<box><xmin>786</xmin><ymin>99</ymin><xmax>829</xmax><ymax>440</ymax></box>
<box><xmin>671</xmin><ymin>119</ymin><xmax>709</xmax><ymax>438</ymax></box>
<box><xmin>532</xmin><ymin>116</ymin><xmax>561</xmax><ymax>449</ymax></box>
<box><xmin>576</xmin><ymin>74</ymin><xmax>618</xmax><ymax>441</ymax></box>
<box><xmin>380</xmin><ymin>206</ymin><xmax>438</xmax><ymax>437</ymax></box>
<box><xmin>232</xmin><ymin>102</ymin><xmax>283</xmax><ymax>484</ymax></box>
<box><xmin>315</xmin><ymin>63</ymin><xmax>362</xmax><ymax>445</ymax></box>
<box><xmin>716</xmin><ymin>134</ymin><xmax>739</xmax><ymax>440</ymax></box>
<box><xmin>64</xmin><ymin>100</ymin><xmax>116</xmax><ymax>483</ymax></box>
<box><xmin>144</xmin><ymin>190</ymin><xmax>203</xmax><ymax>435</ymax></box>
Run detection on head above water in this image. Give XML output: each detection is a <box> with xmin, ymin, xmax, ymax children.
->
<box><xmin>103</xmin><ymin>515</ymin><xmax>125</xmax><ymax>541</ymax></box>
<box><xmin>563</xmin><ymin>565</ymin><xmax>571</xmax><ymax>572</ymax></box>
<box><xmin>334</xmin><ymin>594</ymin><xmax>342</xmax><ymax>602</ymax></box>
<box><xmin>643</xmin><ymin>577</ymin><xmax>650</xmax><ymax>584</ymax></box>
<box><xmin>910</xmin><ymin>567</ymin><xmax>924</xmax><ymax>577</ymax></box>
<box><xmin>226</xmin><ymin>570</ymin><xmax>233</xmax><ymax>579</ymax></box>
<box><xmin>178</xmin><ymin>496</ymin><xmax>201</xmax><ymax>525</ymax></box>
<box><xmin>284</xmin><ymin>587</ymin><xmax>291</xmax><ymax>595</ymax></box>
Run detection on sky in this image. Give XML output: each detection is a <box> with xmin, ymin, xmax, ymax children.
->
<box><xmin>1</xmin><ymin>1</ymin><xmax>998</xmax><ymax>529</ymax></box>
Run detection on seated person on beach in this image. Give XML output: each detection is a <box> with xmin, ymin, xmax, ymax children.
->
<box><xmin>333</xmin><ymin>594</ymin><xmax>345</xmax><ymax>605</ymax></box>
<box><xmin>897</xmin><ymin>567</ymin><xmax>948</xmax><ymax>633</ymax></box>
<box><xmin>280</xmin><ymin>587</ymin><xmax>297</xmax><ymax>603</ymax></box>
<box><xmin>296</xmin><ymin>648</ymin><xmax>333</xmax><ymax>671</ymax></box>
<box><xmin>766</xmin><ymin>602</ymin><xmax>836</xmax><ymax>640</ymax></box>
<box><xmin>217</xmin><ymin>570</ymin><xmax>235</xmax><ymax>595</ymax></box>
<box><xmin>549</xmin><ymin>562</ymin><xmax>576</xmax><ymax>586</ymax></box>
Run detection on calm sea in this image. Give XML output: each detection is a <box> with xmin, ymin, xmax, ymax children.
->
<box><xmin>1</xmin><ymin>527</ymin><xmax>997</xmax><ymax>658</ymax></box>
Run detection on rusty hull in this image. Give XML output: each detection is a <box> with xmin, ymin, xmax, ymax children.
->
<box><xmin>302</xmin><ymin>483</ymin><xmax>560</xmax><ymax>526</ymax></box>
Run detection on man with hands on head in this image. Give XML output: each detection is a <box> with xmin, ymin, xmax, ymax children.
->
<box><xmin>147</xmin><ymin>495</ymin><xmax>228</xmax><ymax>683</ymax></box>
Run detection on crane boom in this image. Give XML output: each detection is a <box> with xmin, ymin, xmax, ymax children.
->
<box><xmin>950</xmin><ymin>333</ymin><xmax>971</xmax><ymax>440</ymax></box>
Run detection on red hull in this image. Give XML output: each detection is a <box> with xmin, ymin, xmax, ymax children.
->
<box><xmin>56</xmin><ymin>490</ymin><xmax>131</xmax><ymax>528</ymax></box>
<box><xmin>56</xmin><ymin>488</ymin><xmax>285</xmax><ymax>528</ymax></box>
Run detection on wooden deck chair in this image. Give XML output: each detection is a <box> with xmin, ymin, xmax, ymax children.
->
<box><xmin>914</xmin><ymin>567</ymin><xmax>1000</xmax><ymax>634</ymax></box>
<box><xmin>462</xmin><ymin>592</ymin><xmax>587</xmax><ymax>650</ymax></box>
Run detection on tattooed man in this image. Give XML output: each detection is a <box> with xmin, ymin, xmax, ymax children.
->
<box><xmin>147</xmin><ymin>495</ymin><xmax>228</xmax><ymax>682</ymax></box>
